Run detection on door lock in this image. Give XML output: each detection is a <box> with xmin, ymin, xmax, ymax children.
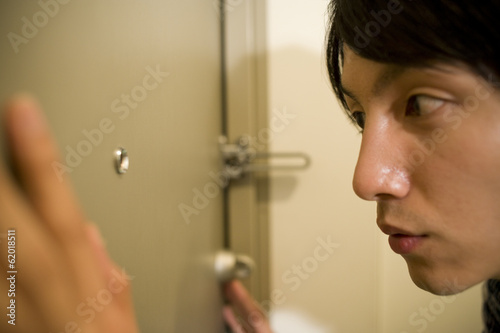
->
<box><xmin>219</xmin><ymin>135</ymin><xmax>311</xmax><ymax>180</ymax></box>
<box><xmin>215</xmin><ymin>250</ymin><xmax>255</xmax><ymax>282</ymax></box>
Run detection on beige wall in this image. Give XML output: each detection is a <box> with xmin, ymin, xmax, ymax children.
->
<box><xmin>265</xmin><ymin>1</ymin><xmax>483</xmax><ymax>332</ymax></box>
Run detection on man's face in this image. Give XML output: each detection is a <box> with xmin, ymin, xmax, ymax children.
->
<box><xmin>341</xmin><ymin>47</ymin><xmax>500</xmax><ymax>295</ymax></box>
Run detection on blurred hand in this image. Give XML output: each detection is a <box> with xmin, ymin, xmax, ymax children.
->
<box><xmin>223</xmin><ymin>280</ymin><xmax>273</xmax><ymax>333</ymax></box>
<box><xmin>0</xmin><ymin>95</ymin><xmax>139</xmax><ymax>332</ymax></box>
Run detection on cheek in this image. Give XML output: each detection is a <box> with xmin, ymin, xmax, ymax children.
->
<box><xmin>411</xmin><ymin>104</ymin><xmax>500</xmax><ymax>215</ymax></box>
<box><xmin>446</xmin><ymin>115</ymin><xmax>500</xmax><ymax>202</ymax></box>
<box><xmin>407</xmin><ymin>112</ymin><xmax>500</xmax><ymax>274</ymax></box>
<box><xmin>394</xmin><ymin>91</ymin><xmax>500</xmax><ymax>284</ymax></box>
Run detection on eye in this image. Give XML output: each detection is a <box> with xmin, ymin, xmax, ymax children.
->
<box><xmin>351</xmin><ymin>111</ymin><xmax>366</xmax><ymax>130</ymax></box>
<box><xmin>405</xmin><ymin>95</ymin><xmax>445</xmax><ymax>117</ymax></box>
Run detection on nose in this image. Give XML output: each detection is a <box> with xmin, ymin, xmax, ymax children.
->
<box><xmin>352</xmin><ymin>123</ymin><xmax>410</xmax><ymax>201</ymax></box>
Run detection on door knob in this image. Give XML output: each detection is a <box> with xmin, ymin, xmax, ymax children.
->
<box><xmin>215</xmin><ymin>250</ymin><xmax>255</xmax><ymax>282</ymax></box>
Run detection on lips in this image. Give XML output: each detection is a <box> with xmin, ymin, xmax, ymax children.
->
<box><xmin>388</xmin><ymin>234</ymin><xmax>426</xmax><ymax>254</ymax></box>
<box><xmin>379</xmin><ymin>225</ymin><xmax>427</xmax><ymax>255</ymax></box>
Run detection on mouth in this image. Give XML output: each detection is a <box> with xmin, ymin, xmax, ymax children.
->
<box><xmin>388</xmin><ymin>234</ymin><xmax>427</xmax><ymax>255</ymax></box>
<box><xmin>380</xmin><ymin>225</ymin><xmax>428</xmax><ymax>255</ymax></box>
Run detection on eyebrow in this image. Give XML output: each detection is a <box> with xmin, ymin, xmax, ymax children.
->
<box><xmin>340</xmin><ymin>85</ymin><xmax>359</xmax><ymax>104</ymax></box>
<box><xmin>341</xmin><ymin>66</ymin><xmax>408</xmax><ymax>104</ymax></box>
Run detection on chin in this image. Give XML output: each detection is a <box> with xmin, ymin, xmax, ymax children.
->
<box><xmin>405</xmin><ymin>260</ymin><xmax>481</xmax><ymax>296</ymax></box>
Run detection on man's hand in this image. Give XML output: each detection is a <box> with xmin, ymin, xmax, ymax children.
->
<box><xmin>223</xmin><ymin>280</ymin><xmax>273</xmax><ymax>333</ymax></box>
<box><xmin>0</xmin><ymin>95</ymin><xmax>139</xmax><ymax>332</ymax></box>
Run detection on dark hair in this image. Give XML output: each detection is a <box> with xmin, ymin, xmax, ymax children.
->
<box><xmin>326</xmin><ymin>0</ymin><xmax>500</xmax><ymax>112</ymax></box>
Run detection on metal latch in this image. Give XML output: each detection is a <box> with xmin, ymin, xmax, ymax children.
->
<box><xmin>219</xmin><ymin>135</ymin><xmax>311</xmax><ymax>180</ymax></box>
<box><xmin>214</xmin><ymin>250</ymin><xmax>255</xmax><ymax>282</ymax></box>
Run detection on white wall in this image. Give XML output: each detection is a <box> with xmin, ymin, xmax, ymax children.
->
<box><xmin>265</xmin><ymin>1</ymin><xmax>483</xmax><ymax>332</ymax></box>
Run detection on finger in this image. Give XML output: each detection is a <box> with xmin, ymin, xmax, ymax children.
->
<box><xmin>86</xmin><ymin>224</ymin><xmax>114</xmax><ymax>279</ymax></box>
<box><xmin>83</xmin><ymin>224</ymin><xmax>139</xmax><ymax>333</ymax></box>
<box><xmin>0</xmin><ymin>179</ymin><xmax>74</xmax><ymax>330</ymax></box>
<box><xmin>85</xmin><ymin>223</ymin><xmax>133</xmax><ymax>297</ymax></box>
<box><xmin>0</xmin><ymin>156</ymin><xmax>70</xmax><ymax>296</ymax></box>
<box><xmin>224</xmin><ymin>280</ymin><xmax>266</xmax><ymax>321</ymax></box>
<box><xmin>3</xmin><ymin>94</ymin><xmax>86</xmax><ymax>243</ymax></box>
<box><xmin>3</xmin><ymin>96</ymin><xmax>107</xmax><ymax>294</ymax></box>
<box><xmin>0</xmin><ymin>287</ymin><xmax>46</xmax><ymax>332</ymax></box>
<box><xmin>223</xmin><ymin>280</ymin><xmax>271</xmax><ymax>332</ymax></box>
<box><xmin>85</xmin><ymin>223</ymin><xmax>135</xmax><ymax>307</ymax></box>
<box><xmin>223</xmin><ymin>305</ymin><xmax>246</xmax><ymax>333</ymax></box>
<box><xmin>0</xmin><ymin>99</ymin><xmax>132</xmax><ymax>332</ymax></box>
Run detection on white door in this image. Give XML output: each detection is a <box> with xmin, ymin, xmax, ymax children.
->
<box><xmin>0</xmin><ymin>1</ymin><xmax>226</xmax><ymax>331</ymax></box>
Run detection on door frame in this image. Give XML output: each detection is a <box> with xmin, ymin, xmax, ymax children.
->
<box><xmin>223</xmin><ymin>0</ymin><xmax>270</xmax><ymax>307</ymax></box>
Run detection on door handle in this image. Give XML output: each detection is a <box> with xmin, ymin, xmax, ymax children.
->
<box><xmin>214</xmin><ymin>250</ymin><xmax>255</xmax><ymax>282</ymax></box>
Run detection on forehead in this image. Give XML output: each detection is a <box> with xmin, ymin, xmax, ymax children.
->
<box><xmin>340</xmin><ymin>47</ymin><xmax>485</xmax><ymax>103</ymax></box>
<box><xmin>341</xmin><ymin>47</ymin><xmax>406</xmax><ymax>100</ymax></box>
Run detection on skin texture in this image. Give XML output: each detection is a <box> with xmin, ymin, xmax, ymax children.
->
<box><xmin>341</xmin><ymin>47</ymin><xmax>500</xmax><ymax>295</ymax></box>
<box><xmin>223</xmin><ymin>280</ymin><xmax>272</xmax><ymax>333</ymax></box>
<box><xmin>0</xmin><ymin>96</ymin><xmax>139</xmax><ymax>333</ymax></box>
